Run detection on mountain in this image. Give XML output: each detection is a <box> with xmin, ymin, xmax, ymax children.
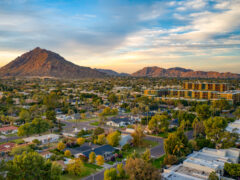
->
<box><xmin>132</xmin><ymin>66</ymin><xmax>240</xmax><ymax>78</ymax></box>
<box><xmin>0</xmin><ymin>47</ymin><xmax>106</xmax><ymax>79</ymax></box>
<box><xmin>95</xmin><ymin>69</ymin><xmax>130</xmax><ymax>76</ymax></box>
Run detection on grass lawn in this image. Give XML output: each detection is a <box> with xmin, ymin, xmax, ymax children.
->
<box><xmin>151</xmin><ymin>155</ymin><xmax>165</xmax><ymax>169</ymax></box>
<box><xmin>60</xmin><ymin>174</ymin><xmax>81</xmax><ymax>180</ymax></box>
<box><xmin>106</xmin><ymin>161</ymin><xmax>115</xmax><ymax>165</ymax></box>
<box><xmin>122</xmin><ymin>139</ymin><xmax>159</xmax><ymax>158</ymax></box>
<box><xmin>142</xmin><ymin>139</ymin><xmax>158</xmax><ymax>148</ymax></box>
<box><xmin>90</xmin><ymin>121</ymin><xmax>99</xmax><ymax>126</ymax></box>
<box><xmin>60</xmin><ymin>163</ymin><xmax>102</xmax><ymax>180</ymax></box>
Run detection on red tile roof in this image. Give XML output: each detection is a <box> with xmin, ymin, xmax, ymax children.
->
<box><xmin>0</xmin><ymin>142</ymin><xmax>16</xmax><ymax>152</ymax></box>
<box><xmin>0</xmin><ymin>126</ymin><xmax>18</xmax><ymax>132</ymax></box>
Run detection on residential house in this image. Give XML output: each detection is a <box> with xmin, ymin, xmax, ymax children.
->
<box><xmin>23</xmin><ymin>134</ymin><xmax>60</xmax><ymax>144</ymax></box>
<box><xmin>106</xmin><ymin>117</ymin><xmax>132</xmax><ymax>127</ymax></box>
<box><xmin>39</xmin><ymin>151</ymin><xmax>53</xmax><ymax>159</ymax></box>
<box><xmin>0</xmin><ymin>126</ymin><xmax>18</xmax><ymax>135</ymax></box>
<box><xmin>119</xmin><ymin>134</ymin><xmax>133</xmax><ymax>147</ymax></box>
<box><xmin>82</xmin><ymin>145</ymin><xmax>116</xmax><ymax>161</ymax></box>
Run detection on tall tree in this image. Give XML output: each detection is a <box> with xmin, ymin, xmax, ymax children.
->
<box><xmin>125</xmin><ymin>157</ymin><xmax>161</xmax><ymax>180</ymax></box>
<box><xmin>204</xmin><ymin>116</ymin><xmax>228</xmax><ymax>146</ymax></box>
<box><xmin>131</xmin><ymin>125</ymin><xmax>145</xmax><ymax>147</ymax></box>
<box><xmin>107</xmin><ymin>131</ymin><xmax>121</xmax><ymax>147</ymax></box>
<box><xmin>31</xmin><ymin>118</ymin><xmax>50</xmax><ymax>135</ymax></box>
<box><xmin>6</xmin><ymin>151</ymin><xmax>62</xmax><ymax>180</ymax></box>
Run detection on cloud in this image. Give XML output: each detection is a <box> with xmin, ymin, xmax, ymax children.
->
<box><xmin>0</xmin><ymin>0</ymin><xmax>239</xmax><ymax>73</ymax></box>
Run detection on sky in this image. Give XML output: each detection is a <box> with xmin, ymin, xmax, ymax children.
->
<box><xmin>0</xmin><ymin>0</ymin><xmax>240</xmax><ymax>73</ymax></box>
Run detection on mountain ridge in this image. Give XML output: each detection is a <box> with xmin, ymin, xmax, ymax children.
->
<box><xmin>132</xmin><ymin>66</ymin><xmax>240</xmax><ymax>78</ymax></box>
<box><xmin>0</xmin><ymin>47</ymin><xmax>106</xmax><ymax>79</ymax></box>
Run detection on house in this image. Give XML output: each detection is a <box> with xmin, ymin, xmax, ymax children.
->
<box><xmin>54</xmin><ymin>160</ymin><xmax>67</xmax><ymax>170</ymax></box>
<box><xmin>23</xmin><ymin>134</ymin><xmax>60</xmax><ymax>144</ymax></box>
<box><xmin>106</xmin><ymin>117</ymin><xmax>131</xmax><ymax>127</ymax></box>
<box><xmin>119</xmin><ymin>134</ymin><xmax>133</xmax><ymax>147</ymax></box>
<box><xmin>81</xmin><ymin>145</ymin><xmax>116</xmax><ymax>161</ymax></box>
<box><xmin>0</xmin><ymin>126</ymin><xmax>18</xmax><ymax>135</ymax></box>
<box><xmin>162</xmin><ymin>147</ymin><xmax>240</xmax><ymax>180</ymax></box>
<box><xmin>0</xmin><ymin>142</ymin><xmax>16</xmax><ymax>154</ymax></box>
<box><xmin>39</xmin><ymin>151</ymin><xmax>53</xmax><ymax>159</ymax></box>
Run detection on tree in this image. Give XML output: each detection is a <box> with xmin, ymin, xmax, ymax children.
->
<box><xmin>51</xmin><ymin>162</ymin><xmax>62</xmax><ymax>180</ymax></box>
<box><xmin>117</xmin><ymin>163</ymin><xmax>126</xmax><ymax>179</ymax></box>
<box><xmin>96</xmin><ymin>155</ymin><xmax>104</xmax><ymax>165</ymax></box>
<box><xmin>196</xmin><ymin>104</ymin><xmax>211</xmax><ymax>120</ymax></box>
<box><xmin>18</xmin><ymin>123</ymin><xmax>33</xmax><ymax>137</ymax></box>
<box><xmin>208</xmin><ymin>171</ymin><xmax>218</xmax><ymax>180</ymax></box>
<box><xmin>31</xmin><ymin>118</ymin><xmax>50</xmax><ymax>135</ymax></box>
<box><xmin>107</xmin><ymin>131</ymin><xmax>121</xmax><ymax>147</ymax></box>
<box><xmin>163</xmin><ymin>154</ymin><xmax>178</xmax><ymax>165</ymax></box>
<box><xmin>104</xmin><ymin>168</ymin><xmax>117</xmax><ymax>180</ymax></box>
<box><xmin>76</xmin><ymin>138</ymin><xmax>85</xmax><ymax>146</ymax></box>
<box><xmin>57</xmin><ymin>142</ymin><xmax>66</xmax><ymax>151</ymax></box>
<box><xmin>125</xmin><ymin>157</ymin><xmax>161</xmax><ymax>180</ymax></box>
<box><xmin>212</xmin><ymin>99</ymin><xmax>230</xmax><ymax>112</ymax></box>
<box><xmin>131</xmin><ymin>125</ymin><xmax>145</xmax><ymax>147</ymax></box>
<box><xmin>97</xmin><ymin>134</ymin><xmax>106</xmax><ymax>145</ymax></box>
<box><xmin>224</xmin><ymin>163</ymin><xmax>240</xmax><ymax>178</ymax></box>
<box><xmin>10</xmin><ymin>145</ymin><xmax>33</xmax><ymax>156</ymax></box>
<box><xmin>67</xmin><ymin>158</ymin><xmax>85</xmax><ymax>176</ymax></box>
<box><xmin>141</xmin><ymin>149</ymin><xmax>151</xmax><ymax>163</ymax></box>
<box><xmin>164</xmin><ymin>129</ymin><xmax>190</xmax><ymax>157</ymax></box>
<box><xmin>89</xmin><ymin>152</ymin><xmax>96</xmax><ymax>163</ymax></box>
<box><xmin>108</xmin><ymin>93</ymin><xmax>118</xmax><ymax>104</ymax></box>
<box><xmin>192</xmin><ymin>118</ymin><xmax>205</xmax><ymax>137</ymax></box>
<box><xmin>6</xmin><ymin>151</ymin><xmax>62</xmax><ymax>180</ymax></box>
<box><xmin>148</xmin><ymin>115</ymin><xmax>169</xmax><ymax>134</ymax></box>
<box><xmin>93</xmin><ymin>127</ymin><xmax>105</xmax><ymax>136</ymax></box>
<box><xmin>46</xmin><ymin>110</ymin><xmax>56</xmax><ymax>123</ymax></box>
<box><xmin>204</xmin><ymin>117</ymin><xmax>228</xmax><ymax>146</ymax></box>
<box><xmin>64</xmin><ymin>150</ymin><xmax>71</xmax><ymax>157</ymax></box>
<box><xmin>234</xmin><ymin>107</ymin><xmax>240</xmax><ymax>119</ymax></box>
<box><xmin>0</xmin><ymin>160</ymin><xmax>6</xmax><ymax>180</ymax></box>
<box><xmin>19</xmin><ymin>109</ymin><xmax>30</xmax><ymax>123</ymax></box>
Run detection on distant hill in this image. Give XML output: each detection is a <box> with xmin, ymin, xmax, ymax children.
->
<box><xmin>96</xmin><ymin>68</ymin><xmax>130</xmax><ymax>77</ymax></box>
<box><xmin>132</xmin><ymin>66</ymin><xmax>240</xmax><ymax>78</ymax></box>
<box><xmin>0</xmin><ymin>47</ymin><xmax>106</xmax><ymax>79</ymax></box>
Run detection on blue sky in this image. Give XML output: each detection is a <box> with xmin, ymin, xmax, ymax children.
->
<box><xmin>0</xmin><ymin>0</ymin><xmax>240</xmax><ymax>73</ymax></box>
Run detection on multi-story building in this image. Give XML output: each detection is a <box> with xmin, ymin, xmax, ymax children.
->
<box><xmin>162</xmin><ymin>148</ymin><xmax>240</xmax><ymax>180</ymax></box>
<box><xmin>183</xmin><ymin>82</ymin><xmax>228</xmax><ymax>92</ymax></box>
<box><xmin>144</xmin><ymin>82</ymin><xmax>240</xmax><ymax>104</ymax></box>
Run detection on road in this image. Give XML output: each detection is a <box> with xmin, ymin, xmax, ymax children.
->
<box><xmin>0</xmin><ymin>136</ymin><xmax>19</xmax><ymax>143</ymax></box>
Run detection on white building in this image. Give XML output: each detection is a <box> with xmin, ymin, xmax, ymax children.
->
<box><xmin>226</xmin><ymin>119</ymin><xmax>240</xmax><ymax>134</ymax></box>
<box><xmin>119</xmin><ymin>134</ymin><xmax>133</xmax><ymax>147</ymax></box>
<box><xmin>162</xmin><ymin>148</ymin><xmax>240</xmax><ymax>180</ymax></box>
<box><xmin>23</xmin><ymin>134</ymin><xmax>60</xmax><ymax>144</ymax></box>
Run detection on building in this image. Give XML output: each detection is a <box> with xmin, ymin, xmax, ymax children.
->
<box><xmin>226</xmin><ymin>119</ymin><xmax>240</xmax><ymax>134</ymax></box>
<box><xmin>162</xmin><ymin>148</ymin><xmax>240</xmax><ymax>180</ymax></box>
<box><xmin>0</xmin><ymin>142</ymin><xmax>16</xmax><ymax>154</ymax></box>
<box><xmin>183</xmin><ymin>82</ymin><xmax>228</xmax><ymax>92</ymax></box>
<box><xmin>106</xmin><ymin>117</ymin><xmax>132</xmax><ymax>127</ymax></box>
<box><xmin>144</xmin><ymin>82</ymin><xmax>240</xmax><ymax>104</ymax></box>
<box><xmin>66</xmin><ymin>144</ymin><xmax>115</xmax><ymax>161</ymax></box>
<box><xmin>82</xmin><ymin>145</ymin><xmax>116</xmax><ymax>161</ymax></box>
<box><xmin>23</xmin><ymin>134</ymin><xmax>60</xmax><ymax>144</ymax></box>
<box><xmin>119</xmin><ymin>134</ymin><xmax>133</xmax><ymax>147</ymax></box>
<box><xmin>0</xmin><ymin>126</ymin><xmax>18</xmax><ymax>135</ymax></box>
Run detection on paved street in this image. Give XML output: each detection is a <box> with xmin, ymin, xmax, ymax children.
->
<box><xmin>0</xmin><ymin>136</ymin><xmax>19</xmax><ymax>143</ymax></box>
<box><xmin>144</xmin><ymin>136</ymin><xmax>165</xmax><ymax>158</ymax></box>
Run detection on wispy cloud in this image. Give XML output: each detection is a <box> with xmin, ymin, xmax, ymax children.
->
<box><xmin>0</xmin><ymin>0</ymin><xmax>239</xmax><ymax>73</ymax></box>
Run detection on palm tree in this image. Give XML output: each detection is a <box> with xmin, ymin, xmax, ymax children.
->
<box><xmin>173</xmin><ymin>140</ymin><xmax>184</xmax><ymax>157</ymax></box>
